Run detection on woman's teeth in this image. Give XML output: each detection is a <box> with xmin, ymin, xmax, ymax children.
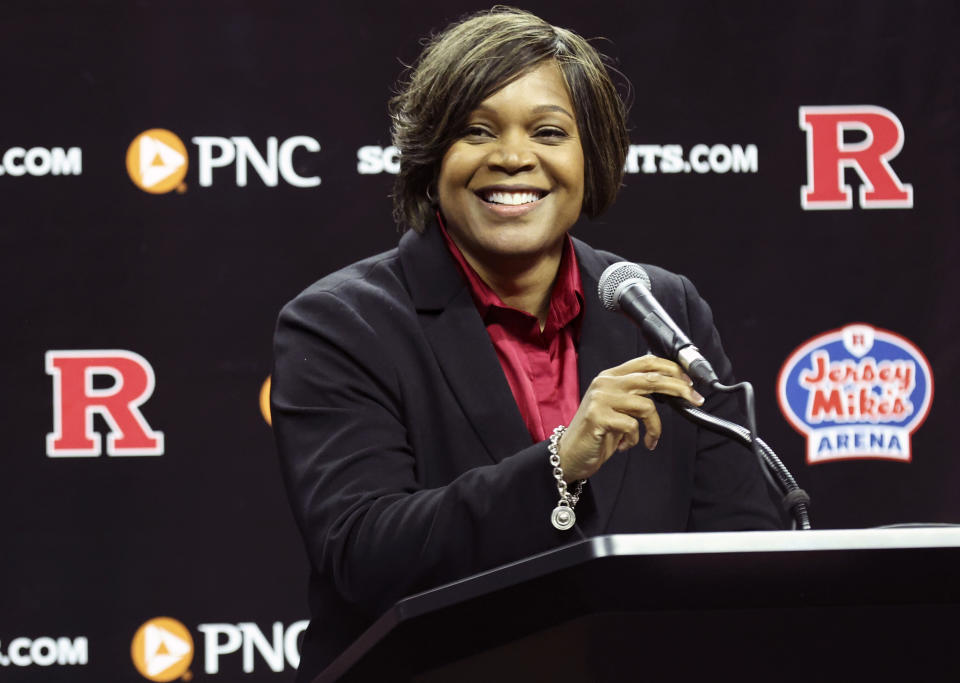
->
<box><xmin>483</xmin><ymin>191</ymin><xmax>542</xmax><ymax>205</ymax></box>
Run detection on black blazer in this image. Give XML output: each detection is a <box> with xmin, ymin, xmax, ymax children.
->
<box><xmin>271</xmin><ymin>224</ymin><xmax>781</xmax><ymax>681</ymax></box>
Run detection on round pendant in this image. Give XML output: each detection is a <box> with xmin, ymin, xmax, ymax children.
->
<box><xmin>551</xmin><ymin>505</ymin><xmax>576</xmax><ymax>530</ymax></box>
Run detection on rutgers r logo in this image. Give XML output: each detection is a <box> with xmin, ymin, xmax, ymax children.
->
<box><xmin>799</xmin><ymin>105</ymin><xmax>913</xmax><ymax>210</ymax></box>
<box><xmin>46</xmin><ymin>350</ymin><xmax>164</xmax><ymax>457</ymax></box>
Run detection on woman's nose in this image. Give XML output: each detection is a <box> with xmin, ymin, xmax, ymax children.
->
<box><xmin>486</xmin><ymin>132</ymin><xmax>536</xmax><ymax>173</ymax></box>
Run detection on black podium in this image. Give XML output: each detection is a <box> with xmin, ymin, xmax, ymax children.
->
<box><xmin>316</xmin><ymin>529</ymin><xmax>960</xmax><ymax>682</ymax></box>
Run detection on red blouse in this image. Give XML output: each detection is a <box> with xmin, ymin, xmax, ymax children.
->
<box><xmin>438</xmin><ymin>220</ymin><xmax>584</xmax><ymax>442</ymax></box>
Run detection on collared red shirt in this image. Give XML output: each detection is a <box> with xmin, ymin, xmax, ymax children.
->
<box><xmin>438</xmin><ymin>218</ymin><xmax>584</xmax><ymax>443</ymax></box>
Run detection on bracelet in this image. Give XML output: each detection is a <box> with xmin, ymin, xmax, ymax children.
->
<box><xmin>548</xmin><ymin>425</ymin><xmax>586</xmax><ymax>530</ymax></box>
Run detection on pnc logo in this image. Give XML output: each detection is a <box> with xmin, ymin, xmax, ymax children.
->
<box><xmin>126</xmin><ymin>129</ymin><xmax>189</xmax><ymax>194</ymax></box>
<box><xmin>127</xmin><ymin>128</ymin><xmax>321</xmax><ymax>192</ymax></box>
<box><xmin>131</xmin><ymin>617</ymin><xmax>194</xmax><ymax>682</ymax></box>
<box><xmin>260</xmin><ymin>376</ymin><xmax>272</xmax><ymax>426</ymax></box>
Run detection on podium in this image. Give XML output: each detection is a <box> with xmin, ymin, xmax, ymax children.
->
<box><xmin>316</xmin><ymin>529</ymin><xmax>960</xmax><ymax>682</ymax></box>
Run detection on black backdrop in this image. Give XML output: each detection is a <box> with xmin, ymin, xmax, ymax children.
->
<box><xmin>2</xmin><ymin>1</ymin><xmax>957</xmax><ymax>681</ymax></box>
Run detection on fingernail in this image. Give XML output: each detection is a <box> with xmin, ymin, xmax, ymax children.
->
<box><xmin>683</xmin><ymin>373</ymin><xmax>693</xmax><ymax>386</ymax></box>
<box><xmin>647</xmin><ymin>437</ymin><xmax>659</xmax><ymax>451</ymax></box>
<box><xmin>692</xmin><ymin>391</ymin><xmax>705</xmax><ymax>406</ymax></box>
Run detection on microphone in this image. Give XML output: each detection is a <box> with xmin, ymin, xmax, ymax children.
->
<box><xmin>600</xmin><ymin>263</ymin><xmax>812</xmax><ymax>528</ymax></box>
<box><xmin>598</xmin><ymin>262</ymin><xmax>719</xmax><ymax>386</ymax></box>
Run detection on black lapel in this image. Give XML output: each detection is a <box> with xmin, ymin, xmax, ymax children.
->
<box><xmin>399</xmin><ymin>226</ymin><xmax>532</xmax><ymax>463</ymax></box>
<box><xmin>573</xmin><ymin>237</ymin><xmax>646</xmax><ymax>533</ymax></box>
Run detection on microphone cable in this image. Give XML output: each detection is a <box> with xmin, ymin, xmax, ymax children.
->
<box><xmin>670</xmin><ymin>382</ymin><xmax>812</xmax><ymax>530</ymax></box>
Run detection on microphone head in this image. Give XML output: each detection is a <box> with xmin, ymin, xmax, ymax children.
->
<box><xmin>598</xmin><ymin>262</ymin><xmax>651</xmax><ymax>311</ymax></box>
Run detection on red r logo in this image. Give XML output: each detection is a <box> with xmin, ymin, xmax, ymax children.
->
<box><xmin>46</xmin><ymin>350</ymin><xmax>164</xmax><ymax>457</ymax></box>
<box><xmin>800</xmin><ymin>105</ymin><xmax>913</xmax><ymax>210</ymax></box>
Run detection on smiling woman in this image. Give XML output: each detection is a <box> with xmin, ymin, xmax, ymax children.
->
<box><xmin>271</xmin><ymin>7</ymin><xmax>782</xmax><ymax>681</ymax></box>
<box><xmin>437</xmin><ymin>61</ymin><xmax>585</xmax><ymax>317</ymax></box>
<box><xmin>390</xmin><ymin>7</ymin><xmax>627</xmax><ymax>235</ymax></box>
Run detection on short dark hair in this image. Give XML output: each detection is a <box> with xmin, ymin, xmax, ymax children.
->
<box><xmin>389</xmin><ymin>7</ymin><xmax>630</xmax><ymax>233</ymax></box>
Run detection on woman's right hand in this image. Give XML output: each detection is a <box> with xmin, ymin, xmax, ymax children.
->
<box><xmin>558</xmin><ymin>355</ymin><xmax>704</xmax><ymax>482</ymax></box>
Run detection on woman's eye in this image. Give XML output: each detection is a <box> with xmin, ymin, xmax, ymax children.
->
<box><xmin>536</xmin><ymin>127</ymin><xmax>568</xmax><ymax>139</ymax></box>
<box><xmin>464</xmin><ymin>126</ymin><xmax>491</xmax><ymax>138</ymax></box>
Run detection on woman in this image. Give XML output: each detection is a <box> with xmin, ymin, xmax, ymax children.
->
<box><xmin>272</xmin><ymin>8</ymin><xmax>781</xmax><ymax>680</ymax></box>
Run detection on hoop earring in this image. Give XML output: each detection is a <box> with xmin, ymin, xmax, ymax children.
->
<box><xmin>426</xmin><ymin>186</ymin><xmax>437</xmax><ymax>205</ymax></box>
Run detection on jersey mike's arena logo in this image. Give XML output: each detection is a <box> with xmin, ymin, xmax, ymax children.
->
<box><xmin>127</xmin><ymin>129</ymin><xmax>189</xmax><ymax>194</ymax></box>
<box><xmin>777</xmin><ymin>323</ymin><xmax>933</xmax><ymax>464</ymax></box>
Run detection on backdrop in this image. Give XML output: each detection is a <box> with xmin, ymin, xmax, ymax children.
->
<box><xmin>2</xmin><ymin>1</ymin><xmax>957</xmax><ymax>681</ymax></box>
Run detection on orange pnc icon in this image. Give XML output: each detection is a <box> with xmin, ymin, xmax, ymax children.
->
<box><xmin>131</xmin><ymin>617</ymin><xmax>194</xmax><ymax>682</ymax></box>
<box><xmin>126</xmin><ymin>129</ymin><xmax>188</xmax><ymax>194</ymax></box>
<box><xmin>260</xmin><ymin>376</ymin><xmax>272</xmax><ymax>426</ymax></box>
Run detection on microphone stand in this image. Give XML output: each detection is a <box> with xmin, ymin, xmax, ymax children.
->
<box><xmin>670</xmin><ymin>384</ymin><xmax>812</xmax><ymax>531</ymax></box>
